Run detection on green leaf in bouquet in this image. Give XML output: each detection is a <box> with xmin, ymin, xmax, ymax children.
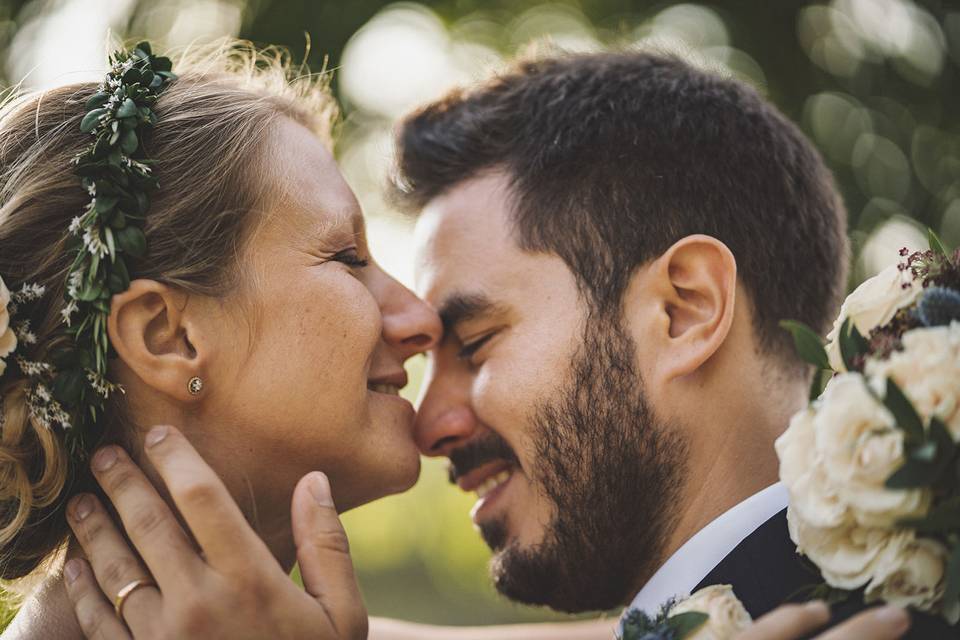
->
<box><xmin>929</xmin><ymin>227</ymin><xmax>949</xmax><ymax>257</ymax></box>
<box><xmin>897</xmin><ymin>497</ymin><xmax>960</xmax><ymax>532</ymax></box>
<box><xmin>943</xmin><ymin>544</ymin><xmax>960</xmax><ymax>626</ymax></box>
<box><xmin>886</xmin><ymin>457</ymin><xmax>941</xmax><ymax>490</ymax></box>
<box><xmin>779</xmin><ymin>320</ymin><xmax>830</xmax><ymax>370</ymax></box>
<box><xmin>883</xmin><ymin>378</ymin><xmax>924</xmax><ymax>444</ymax></box>
<box><xmin>809</xmin><ymin>368</ymin><xmax>831</xmax><ymax>401</ymax></box>
<box><xmin>666</xmin><ymin>612</ymin><xmax>709</xmax><ymax>638</ymax></box>
<box><xmin>838</xmin><ymin>317</ymin><xmax>869</xmax><ymax>372</ymax></box>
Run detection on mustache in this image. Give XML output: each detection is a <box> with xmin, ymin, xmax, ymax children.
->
<box><xmin>447</xmin><ymin>433</ymin><xmax>520</xmax><ymax>484</ymax></box>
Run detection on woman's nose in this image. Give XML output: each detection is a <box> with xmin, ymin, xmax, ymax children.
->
<box><xmin>379</xmin><ymin>273</ymin><xmax>442</xmax><ymax>359</ymax></box>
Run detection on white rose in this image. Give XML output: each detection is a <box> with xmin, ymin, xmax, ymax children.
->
<box><xmin>866</xmin><ymin>322</ymin><xmax>960</xmax><ymax>440</ymax></box>
<box><xmin>0</xmin><ymin>276</ymin><xmax>16</xmax><ymax>377</ymax></box>
<box><xmin>825</xmin><ymin>265</ymin><xmax>922</xmax><ymax>371</ymax></box>
<box><xmin>670</xmin><ymin>585</ymin><xmax>752</xmax><ymax>640</ymax></box>
<box><xmin>776</xmin><ymin>407</ymin><xmax>847</xmax><ymax>528</ymax></box>
<box><xmin>865</xmin><ymin>533</ymin><xmax>947</xmax><ymax>613</ymax></box>
<box><xmin>814</xmin><ymin>374</ymin><xmax>930</xmax><ymax>528</ymax></box>
<box><xmin>787</xmin><ymin>509</ymin><xmax>893</xmax><ymax>590</ymax></box>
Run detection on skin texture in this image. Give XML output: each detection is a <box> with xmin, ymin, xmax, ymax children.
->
<box><xmin>412</xmin><ymin>171</ymin><xmax>808</xmax><ymax>606</ymax></box>
<box><xmin>60</xmin><ymin>432</ymin><xmax>910</xmax><ymax>640</ymax></box>
<box><xmin>1</xmin><ymin>117</ymin><xmax>442</xmax><ymax>640</ymax></box>
<box><xmin>34</xmin><ymin>129</ymin><xmax>909</xmax><ymax>640</ymax></box>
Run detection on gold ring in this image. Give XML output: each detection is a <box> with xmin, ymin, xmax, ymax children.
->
<box><xmin>114</xmin><ymin>578</ymin><xmax>156</xmax><ymax>620</ymax></box>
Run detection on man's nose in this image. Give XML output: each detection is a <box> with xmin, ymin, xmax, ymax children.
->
<box><xmin>414</xmin><ymin>356</ymin><xmax>478</xmax><ymax>456</ymax></box>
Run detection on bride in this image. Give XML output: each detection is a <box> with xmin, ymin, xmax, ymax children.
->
<box><xmin>0</xmin><ymin>41</ymin><xmax>909</xmax><ymax>640</ymax></box>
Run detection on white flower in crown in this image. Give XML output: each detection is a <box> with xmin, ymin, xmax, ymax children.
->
<box><xmin>0</xmin><ymin>276</ymin><xmax>18</xmax><ymax>377</ymax></box>
<box><xmin>670</xmin><ymin>585</ymin><xmax>752</xmax><ymax>640</ymax></box>
<box><xmin>824</xmin><ymin>264</ymin><xmax>922</xmax><ymax>372</ymax></box>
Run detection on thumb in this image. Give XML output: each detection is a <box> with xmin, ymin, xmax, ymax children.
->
<box><xmin>291</xmin><ymin>472</ymin><xmax>368</xmax><ymax>638</ymax></box>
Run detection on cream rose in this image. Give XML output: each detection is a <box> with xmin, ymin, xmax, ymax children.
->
<box><xmin>866</xmin><ymin>322</ymin><xmax>960</xmax><ymax>440</ymax></box>
<box><xmin>865</xmin><ymin>533</ymin><xmax>948</xmax><ymax>613</ymax></box>
<box><xmin>776</xmin><ymin>407</ymin><xmax>847</xmax><ymax>528</ymax></box>
<box><xmin>0</xmin><ymin>276</ymin><xmax>17</xmax><ymax>377</ymax></box>
<box><xmin>825</xmin><ymin>265</ymin><xmax>922</xmax><ymax>371</ymax></box>
<box><xmin>787</xmin><ymin>510</ymin><xmax>893</xmax><ymax>589</ymax></box>
<box><xmin>814</xmin><ymin>374</ymin><xmax>930</xmax><ymax>528</ymax></box>
<box><xmin>670</xmin><ymin>585</ymin><xmax>752</xmax><ymax>640</ymax></box>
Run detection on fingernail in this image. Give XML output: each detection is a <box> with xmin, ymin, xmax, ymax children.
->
<box><xmin>308</xmin><ymin>472</ymin><xmax>334</xmax><ymax>507</ymax></box>
<box><xmin>64</xmin><ymin>558</ymin><xmax>82</xmax><ymax>584</ymax></box>
<box><xmin>91</xmin><ymin>447</ymin><xmax>118</xmax><ymax>472</ymax></box>
<box><xmin>73</xmin><ymin>495</ymin><xmax>94</xmax><ymax>521</ymax></box>
<box><xmin>804</xmin><ymin>600</ymin><xmax>829</xmax><ymax>617</ymax></box>
<box><xmin>145</xmin><ymin>425</ymin><xmax>168</xmax><ymax>448</ymax></box>
<box><xmin>874</xmin><ymin>605</ymin><xmax>909</xmax><ymax>631</ymax></box>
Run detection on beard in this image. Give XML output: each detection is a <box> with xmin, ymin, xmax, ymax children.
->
<box><xmin>483</xmin><ymin>314</ymin><xmax>688</xmax><ymax>613</ymax></box>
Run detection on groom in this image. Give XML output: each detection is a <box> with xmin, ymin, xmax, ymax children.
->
<box><xmin>63</xmin><ymin>51</ymin><xmax>946</xmax><ymax>638</ymax></box>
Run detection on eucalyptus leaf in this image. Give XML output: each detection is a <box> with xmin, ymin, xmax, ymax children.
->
<box><xmin>84</xmin><ymin>92</ymin><xmax>110</xmax><ymax>110</ymax></box>
<box><xmin>120</xmin><ymin>129</ymin><xmax>138</xmax><ymax>155</ymax></box>
<box><xmin>80</xmin><ymin>108</ymin><xmax>108</xmax><ymax>133</ymax></box>
<box><xmin>116</xmin><ymin>226</ymin><xmax>147</xmax><ymax>258</ymax></box>
<box><xmin>780</xmin><ymin>320</ymin><xmax>830</xmax><ymax>370</ymax></box>
<box><xmin>116</xmin><ymin>98</ymin><xmax>138</xmax><ymax>119</ymax></box>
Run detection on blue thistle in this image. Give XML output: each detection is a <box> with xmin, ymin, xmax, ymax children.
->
<box><xmin>916</xmin><ymin>286</ymin><xmax>960</xmax><ymax>327</ymax></box>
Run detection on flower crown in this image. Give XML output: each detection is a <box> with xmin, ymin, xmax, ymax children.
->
<box><xmin>0</xmin><ymin>42</ymin><xmax>175</xmax><ymax>458</ymax></box>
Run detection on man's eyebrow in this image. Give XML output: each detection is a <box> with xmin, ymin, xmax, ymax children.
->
<box><xmin>437</xmin><ymin>293</ymin><xmax>503</xmax><ymax>333</ymax></box>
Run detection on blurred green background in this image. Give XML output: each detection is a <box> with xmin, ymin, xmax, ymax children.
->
<box><xmin>1</xmin><ymin>0</ymin><xmax>958</xmax><ymax>628</ymax></box>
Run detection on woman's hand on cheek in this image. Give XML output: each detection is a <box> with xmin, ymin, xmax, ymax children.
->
<box><xmin>63</xmin><ymin>426</ymin><xmax>368</xmax><ymax>640</ymax></box>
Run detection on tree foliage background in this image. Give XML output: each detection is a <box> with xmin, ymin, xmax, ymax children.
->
<box><xmin>1</xmin><ymin>0</ymin><xmax>958</xmax><ymax>627</ymax></box>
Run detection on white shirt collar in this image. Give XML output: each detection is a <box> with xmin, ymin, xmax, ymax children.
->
<box><xmin>623</xmin><ymin>482</ymin><xmax>788</xmax><ymax>618</ymax></box>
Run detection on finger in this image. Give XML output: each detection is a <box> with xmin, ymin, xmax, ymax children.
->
<box><xmin>140</xmin><ymin>425</ymin><xmax>273</xmax><ymax>569</ymax></box>
<box><xmin>736</xmin><ymin>602</ymin><xmax>830</xmax><ymax>640</ymax></box>
<box><xmin>89</xmin><ymin>444</ymin><xmax>201</xmax><ymax>585</ymax></box>
<box><xmin>63</xmin><ymin>558</ymin><xmax>132</xmax><ymax>640</ymax></box>
<box><xmin>813</xmin><ymin>606</ymin><xmax>910</xmax><ymax>640</ymax></box>
<box><xmin>292</xmin><ymin>472</ymin><xmax>367</xmax><ymax>639</ymax></box>
<box><xmin>67</xmin><ymin>493</ymin><xmax>163</xmax><ymax>635</ymax></box>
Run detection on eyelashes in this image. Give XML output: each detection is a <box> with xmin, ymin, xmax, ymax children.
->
<box><xmin>457</xmin><ymin>332</ymin><xmax>495</xmax><ymax>362</ymax></box>
<box><xmin>330</xmin><ymin>248</ymin><xmax>370</xmax><ymax>269</ymax></box>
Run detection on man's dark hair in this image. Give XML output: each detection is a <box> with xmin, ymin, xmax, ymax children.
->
<box><xmin>391</xmin><ymin>50</ymin><xmax>849</xmax><ymax>362</ymax></box>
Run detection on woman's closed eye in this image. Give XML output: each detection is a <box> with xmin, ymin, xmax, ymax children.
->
<box><xmin>329</xmin><ymin>248</ymin><xmax>369</xmax><ymax>269</ymax></box>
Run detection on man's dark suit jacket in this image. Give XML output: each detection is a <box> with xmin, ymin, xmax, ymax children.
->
<box><xmin>693</xmin><ymin>509</ymin><xmax>956</xmax><ymax>639</ymax></box>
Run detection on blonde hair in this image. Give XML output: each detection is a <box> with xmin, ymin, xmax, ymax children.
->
<box><xmin>0</xmin><ymin>40</ymin><xmax>336</xmax><ymax>580</ymax></box>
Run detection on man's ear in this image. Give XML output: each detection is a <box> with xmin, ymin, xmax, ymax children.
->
<box><xmin>644</xmin><ymin>235</ymin><xmax>737</xmax><ymax>381</ymax></box>
<box><xmin>107</xmin><ymin>279</ymin><xmax>206</xmax><ymax>402</ymax></box>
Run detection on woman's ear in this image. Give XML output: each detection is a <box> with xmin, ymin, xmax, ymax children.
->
<box><xmin>107</xmin><ymin>279</ymin><xmax>206</xmax><ymax>402</ymax></box>
<box><xmin>642</xmin><ymin>235</ymin><xmax>738</xmax><ymax>382</ymax></box>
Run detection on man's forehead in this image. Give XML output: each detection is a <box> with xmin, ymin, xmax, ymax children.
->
<box><xmin>412</xmin><ymin>173</ymin><xmax>517</xmax><ymax>300</ymax></box>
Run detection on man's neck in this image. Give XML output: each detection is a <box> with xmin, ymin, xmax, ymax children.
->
<box><xmin>629</xmin><ymin>390</ymin><xmax>796</xmax><ymax>603</ymax></box>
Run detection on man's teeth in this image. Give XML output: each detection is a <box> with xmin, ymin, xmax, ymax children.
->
<box><xmin>476</xmin><ymin>470</ymin><xmax>511</xmax><ymax>499</ymax></box>
<box><xmin>369</xmin><ymin>383</ymin><xmax>400</xmax><ymax>396</ymax></box>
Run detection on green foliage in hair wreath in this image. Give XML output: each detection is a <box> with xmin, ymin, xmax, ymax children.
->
<box><xmin>47</xmin><ymin>42</ymin><xmax>173</xmax><ymax>458</ymax></box>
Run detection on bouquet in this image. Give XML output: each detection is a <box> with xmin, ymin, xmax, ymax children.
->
<box><xmin>777</xmin><ymin>230</ymin><xmax>960</xmax><ymax>624</ymax></box>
